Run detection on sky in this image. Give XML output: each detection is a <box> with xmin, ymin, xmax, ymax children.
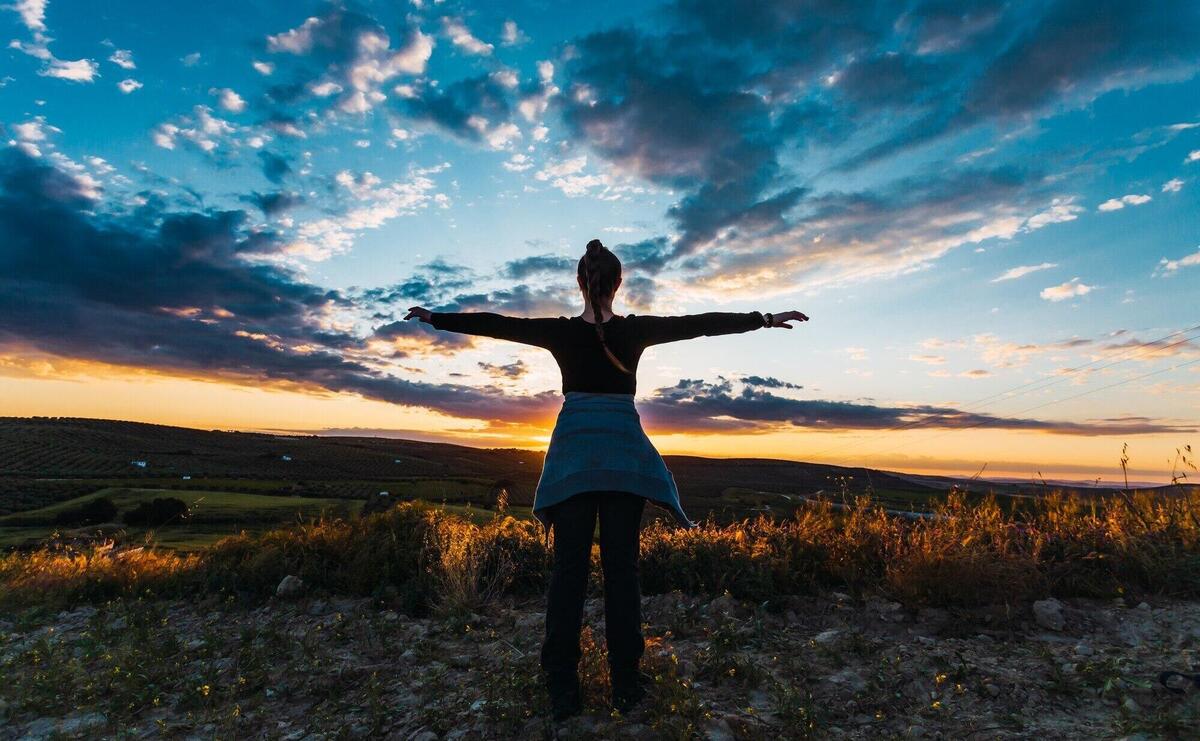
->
<box><xmin>0</xmin><ymin>0</ymin><xmax>1198</xmax><ymax>483</ymax></box>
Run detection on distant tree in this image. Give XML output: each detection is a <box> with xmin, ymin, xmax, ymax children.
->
<box><xmin>122</xmin><ymin>497</ymin><xmax>189</xmax><ymax>526</ymax></box>
<box><xmin>361</xmin><ymin>491</ymin><xmax>397</xmax><ymax>517</ymax></box>
<box><xmin>53</xmin><ymin>497</ymin><xmax>119</xmax><ymax>526</ymax></box>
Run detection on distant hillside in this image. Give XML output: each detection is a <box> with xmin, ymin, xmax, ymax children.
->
<box><xmin>0</xmin><ymin>417</ymin><xmax>1192</xmax><ymax>521</ymax></box>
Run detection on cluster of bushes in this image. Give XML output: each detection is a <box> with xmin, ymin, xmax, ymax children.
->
<box><xmin>42</xmin><ymin>496</ymin><xmax>191</xmax><ymax>528</ymax></box>
<box><xmin>121</xmin><ymin>497</ymin><xmax>189</xmax><ymax>526</ymax></box>
<box><xmin>51</xmin><ymin>497</ymin><xmax>119</xmax><ymax>527</ymax></box>
<box><xmin>3</xmin><ymin>489</ymin><xmax>1199</xmax><ymax>613</ymax></box>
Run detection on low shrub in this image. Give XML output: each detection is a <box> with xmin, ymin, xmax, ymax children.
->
<box><xmin>121</xmin><ymin>497</ymin><xmax>189</xmax><ymax>526</ymax></box>
<box><xmin>51</xmin><ymin>496</ymin><xmax>118</xmax><ymax>526</ymax></box>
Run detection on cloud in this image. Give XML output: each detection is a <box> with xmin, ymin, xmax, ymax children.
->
<box><xmin>1162</xmin><ymin>178</ymin><xmax>1184</xmax><ymax>192</ymax></box>
<box><xmin>181</xmin><ymin>52</ymin><xmax>201</xmax><ymax>66</ymax></box>
<box><xmin>151</xmin><ymin>106</ymin><xmax>239</xmax><ymax>154</ymax></box>
<box><xmin>1098</xmin><ymin>193</ymin><xmax>1152</xmax><ymax>211</ymax></box>
<box><xmin>1040</xmin><ymin>277</ymin><xmax>1094</xmax><ymax>302</ymax></box>
<box><xmin>0</xmin><ymin>146</ymin><xmax>568</xmax><ymax>427</ymax></box>
<box><xmin>971</xmin><ymin>333</ymin><xmax>1092</xmax><ymax>369</ymax></box>
<box><xmin>443</xmin><ymin>17</ymin><xmax>493</xmax><ymax>56</ymax></box>
<box><xmin>211</xmin><ymin>87</ymin><xmax>246</xmax><ymax>113</ymax></box>
<box><xmin>243</xmin><ymin>190</ymin><xmax>303</xmax><ymax>217</ymax></box>
<box><xmin>7</xmin><ymin>0</ymin><xmax>46</xmax><ymax>32</ymax></box>
<box><xmin>909</xmin><ymin>354</ymin><xmax>947</xmax><ymax>365</ymax></box>
<box><xmin>284</xmin><ymin>167</ymin><xmax>449</xmax><ymax>260</ymax></box>
<box><xmin>500</xmin><ymin>20</ymin><xmax>528</xmax><ymax>47</ymax></box>
<box><xmin>264</xmin><ymin>7</ymin><xmax>433</xmax><ymax>117</ymax></box>
<box><xmin>1155</xmin><ymin>246</ymin><xmax>1200</xmax><ymax>276</ymax></box>
<box><xmin>5</xmin><ymin>0</ymin><xmax>99</xmax><ymax>82</ymax></box>
<box><xmin>258</xmin><ymin>150</ymin><xmax>291</xmax><ymax>184</ymax></box>
<box><xmin>40</xmin><ymin>57</ymin><xmax>98</xmax><ymax>82</ymax></box>
<box><xmin>534</xmin><ymin>0</ymin><xmax>1198</xmax><ymax>288</ymax></box>
<box><xmin>252</xmin><ymin>60</ymin><xmax>275</xmax><ymax>76</ymax></box>
<box><xmin>848</xmin><ymin>0</ymin><xmax>1200</xmax><ymax>167</ymax></box>
<box><xmin>502</xmin><ymin>153</ymin><xmax>532</xmax><ymax>172</ymax></box>
<box><xmin>680</xmin><ymin>170</ymin><xmax>1085</xmax><ymax>297</ymax></box>
<box><xmin>501</xmin><ymin>254</ymin><xmax>574</xmax><ymax>280</ymax></box>
<box><xmin>1186</xmin><ymin>150</ymin><xmax>1200</xmax><ymax>163</ymax></box>
<box><xmin>991</xmin><ymin>262</ymin><xmax>1057</xmax><ymax>282</ymax></box>
<box><xmin>399</xmin><ymin>74</ymin><xmax>517</xmax><ymax>149</ymax></box>
<box><xmin>477</xmin><ymin>359</ymin><xmax>527</xmax><ymax>379</ymax></box>
<box><xmin>636</xmin><ymin>377</ymin><xmax>1192</xmax><ymax>435</ymax></box>
<box><xmin>107</xmin><ymin>48</ymin><xmax>135</xmax><ymax>70</ymax></box>
<box><xmin>557</xmin><ymin>26</ymin><xmax>801</xmax><ymax>258</ymax></box>
<box><xmin>116</xmin><ymin>78</ymin><xmax>142</xmax><ymax>94</ymax></box>
<box><xmin>742</xmin><ymin>375</ymin><xmax>802</xmax><ymax>390</ymax></box>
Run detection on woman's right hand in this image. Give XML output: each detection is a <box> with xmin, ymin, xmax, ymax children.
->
<box><xmin>404</xmin><ymin>306</ymin><xmax>432</xmax><ymax>323</ymax></box>
<box><xmin>767</xmin><ymin>310</ymin><xmax>809</xmax><ymax>328</ymax></box>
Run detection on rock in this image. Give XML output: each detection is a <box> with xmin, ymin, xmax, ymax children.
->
<box><xmin>59</xmin><ymin>712</ymin><xmax>107</xmax><ymax>734</ymax></box>
<box><xmin>708</xmin><ymin>593</ymin><xmax>744</xmax><ymax>617</ymax></box>
<box><xmin>307</xmin><ymin>600</ymin><xmax>329</xmax><ymax>616</ymax></box>
<box><xmin>276</xmin><ymin>575</ymin><xmax>304</xmax><ymax>599</ymax></box>
<box><xmin>704</xmin><ymin>717</ymin><xmax>735</xmax><ymax>741</ymax></box>
<box><xmin>1033</xmin><ymin>598</ymin><xmax>1065</xmax><ymax>631</ymax></box>
<box><xmin>19</xmin><ymin>717</ymin><xmax>57</xmax><ymax>740</ymax></box>
<box><xmin>411</xmin><ymin>731</ymin><xmax>438</xmax><ymax>741</ymax></box>
<box><xmin>867</xmin><ymin>598</ymin><xmax>905</xmax><ymax>622</ymax></box>
<box><xmin>1136</xmin><ymin>601</ymin><xmax>1151</xmax><ymax>611</ymax></box>
<box><xmin>814</xmin><ymin>629</ymin><xmax>841</xmax><ymax>645</ymax></box>
<box><xmin>827</xmin><ymin>668</ymin><xmax>868</xmax><ymax>693</ymax></box>
<box><xmin>984</xmin><ymin>683</ymin><xmax>1001</xmax><ymax>698</ymax></box>
<box><xmin>1073</xmin><ymin>641</ymin><xmax>1094</xmax><ymax>657</ymax></box>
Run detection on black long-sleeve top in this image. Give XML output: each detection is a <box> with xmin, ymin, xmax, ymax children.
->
<box><xmin>429</xmin><ymin>311</ymin><xmax>767</xmax><ymax>394</ymax></box>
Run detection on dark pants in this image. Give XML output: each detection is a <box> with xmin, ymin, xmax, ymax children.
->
<box><xmin>540</xmin><ymin>491</ymin><xmax>646</xmax><ymax>683</ymax></box>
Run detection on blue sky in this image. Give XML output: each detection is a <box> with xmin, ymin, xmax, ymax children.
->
<box><xmin>1</xmin><ymin>0</ymin><xmax>1198</xmax><ymax>481</ymax></box>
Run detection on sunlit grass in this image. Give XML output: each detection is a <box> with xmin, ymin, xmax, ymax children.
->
<box><xmin>2</xmin><ymin>478</ymin><xmax>1199</xmax><ymax>612</ymax></box>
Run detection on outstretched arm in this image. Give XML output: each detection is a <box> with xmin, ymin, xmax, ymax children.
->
<box><xmin>635</xmin><ymin>310</ymin><xmax>809</xmax><ymax>347</ymax></box>
<box><xmin>405</xmin><ymin>306</ymin><xmax>560</xmax><ymax>348</ymax></box>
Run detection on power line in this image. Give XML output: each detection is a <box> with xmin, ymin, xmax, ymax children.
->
<box><xmin>856</xmin><ymin>356</ymin><xmax>1200</xmax><ymax>462</ymax></box>
<box><xmin>805</xmin><ymin>323</ymin><xmax>1200</xmax><ymax>461</ymax></box>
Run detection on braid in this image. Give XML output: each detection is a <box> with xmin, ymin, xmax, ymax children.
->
<box><xmin>581</xmin><ymin>239</ymin><xmax>631</xmax><ymax>374</ymax></box>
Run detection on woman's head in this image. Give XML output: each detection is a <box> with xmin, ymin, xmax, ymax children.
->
<box><xmin>576</xmin><ymin>238</ymin><xmax>622</xmax><ymax>305</ymax></box>
<box><xmin>577</xmin><ymin>239</ymin><xmax>629</xmax><ymax>373</ymax></box>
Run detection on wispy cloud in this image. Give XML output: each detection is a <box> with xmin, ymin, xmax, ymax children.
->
<box><xmin>1040</xmin><ymin>278</ymin><xmax>1094</xmax><ymax>302</ymax></box>
<box><xmin>1155</xmin><ymin>247</ymin><xmax>1200</xmax><ymax>276</ymax></box>
<box><xmin>1098</xmin><ymin>193</ymin><xmax>1152</xmax><ymax>211</ymax></box>
<box><xmin>991</xmin><ymin>262</ymin><xmax>1057</xmax><ymax>282</ymax></box>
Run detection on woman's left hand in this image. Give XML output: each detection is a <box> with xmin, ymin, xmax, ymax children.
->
<box><xmin>768</xmin><ymin>310</ymin><xmax>809</xmax><ymax>328</ymax></box>
<box><xmin>404</xmin><ymin>306</ymin><xmax>433</xmax><ymax>323</ymax></box>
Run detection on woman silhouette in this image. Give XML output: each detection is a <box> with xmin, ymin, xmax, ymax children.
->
<box><xmin>405</xmin><ymin>238</ymin><xmax>808</xmax><ymax>720</ymax></box>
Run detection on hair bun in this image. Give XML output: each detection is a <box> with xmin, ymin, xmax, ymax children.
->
<box><xmin>585</xmin><ymin>238</ymin><xmax>604</xmax><ymax>254</ymax></box>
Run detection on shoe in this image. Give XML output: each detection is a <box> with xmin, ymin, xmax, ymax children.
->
<box><xmin>544</xmin><ymin>671</ymin><xmax>583</xmax><ymax>722</ymax></box>
<box><xmin>610</xmin><ymin>668</ymin><xmax>651</xmax><ymax>713</ymax></box>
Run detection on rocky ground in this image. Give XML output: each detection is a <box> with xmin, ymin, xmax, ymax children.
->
<box><xmin>2</xmin><ymin>586</ymin><xmax>1198</xmax><ymax>740</ymax></box>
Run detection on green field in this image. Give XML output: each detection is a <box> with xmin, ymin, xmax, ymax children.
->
<box><xmin>0</xmin><ymin>485</ymin><xmax>529</xmax><ymax>550</ymax></box>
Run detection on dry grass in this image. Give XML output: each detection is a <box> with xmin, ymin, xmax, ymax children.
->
<box><xmin>3</xmin><ymin>486</ymin><xmax>1199</xmax><ymax>613</ymax></box>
